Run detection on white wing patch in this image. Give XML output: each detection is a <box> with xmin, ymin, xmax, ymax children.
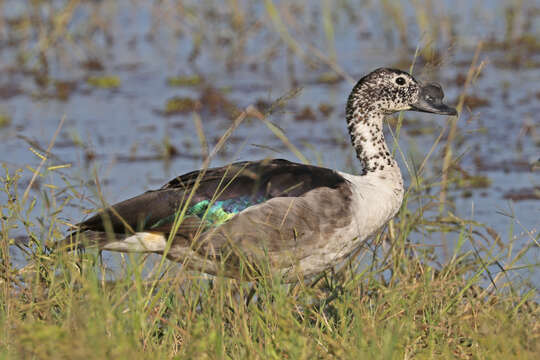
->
<box><xmin>102</xmin><ymin>232</ymin><xmax>167</xmax><ymax>253</ymax></box>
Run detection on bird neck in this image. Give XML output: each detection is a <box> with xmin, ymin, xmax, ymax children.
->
<box><xmin>346</xmin><ymin>103</ymin><xmax>398</xmax><ymax>176</ymax></box>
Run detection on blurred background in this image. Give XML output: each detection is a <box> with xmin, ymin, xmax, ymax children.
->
<box><xmin>0</xmin><ymin>0</ymin><xmax>538</xmax><ymax>279</ymax></box>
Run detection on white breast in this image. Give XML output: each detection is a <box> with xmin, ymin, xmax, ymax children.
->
<box><xmin>286</xmin><ymin>167</ymin><xmax>404</xmax><ymax>279</ymax></box>
<box><xmin>339</xmin><ymin>167</ymin><xmax>404</xmax><ymax>239</ymax></box>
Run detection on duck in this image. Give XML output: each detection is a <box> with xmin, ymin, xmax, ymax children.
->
<box><xmin>61</xmin><ymin>68</ymin><xmax>457</xmax><ymax>282</ymax></box>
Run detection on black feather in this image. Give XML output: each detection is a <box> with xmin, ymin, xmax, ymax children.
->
<box><xmin>78</xmin><ymin>159</ymin><xmax>347</xmax><ymax>236</ymax></box>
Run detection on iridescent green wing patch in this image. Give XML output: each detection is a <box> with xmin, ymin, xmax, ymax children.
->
<box><xmin>186</xmin><ymin>200</ymin><xmax>235</xmax><ymax>225</ymax></box>
<box><xmin>187</xmin><ymin>195</ymin><xmax>267</xmax><ymax>225</ymax></box>
<box><xmin>148</xmin><ymin>195</ymin><xmax>267</xmax><ymax>230</ymax></box>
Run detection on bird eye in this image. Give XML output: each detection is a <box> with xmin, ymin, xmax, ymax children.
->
<box><xmin>395</xmin><ymin>77</ymin><xmax>406</xmax><ymax>86</ymax></box>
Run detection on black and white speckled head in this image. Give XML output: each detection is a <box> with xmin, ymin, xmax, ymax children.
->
<box><xmin>346</xmin><ymin>68</ymin><xmax>456</xmax><ymax>175</ymax></box>
<box><xmin>346</xmin><ymin>68</ymin><xmax>456</xmax><ymax>119</ymax></box>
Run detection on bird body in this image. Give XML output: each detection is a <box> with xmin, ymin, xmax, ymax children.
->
<box><xmin>62</xmin><ymin>68</ymin><xmax>456</xmax><ymax>282</ymax></box>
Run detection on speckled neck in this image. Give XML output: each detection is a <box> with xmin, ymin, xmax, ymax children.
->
<box><xmin>345</xmin><ymin>86</ymin><xmax>398</xmax><ymax>176</ymax></box>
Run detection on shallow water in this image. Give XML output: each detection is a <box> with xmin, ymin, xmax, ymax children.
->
<box><xmin>1</xmin><ymin>0</ymin><xmax>538</xmax><ymax>282</ymax></box>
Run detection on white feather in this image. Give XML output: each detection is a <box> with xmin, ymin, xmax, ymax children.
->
<box><xmin>102</xmin><ymin>232</ymin><xmax>167</xmax><ymax>252</ymax></box>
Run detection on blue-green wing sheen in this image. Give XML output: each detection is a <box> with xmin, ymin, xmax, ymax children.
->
<box><xmin>186</xmin><ymin>195</ymin><xmax>268</xmax><ymax>225</ymax></box>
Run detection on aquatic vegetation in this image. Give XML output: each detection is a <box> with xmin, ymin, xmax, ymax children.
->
<box><xmin>87</xmin><ymin>75</ymin><xmax>121</xmax><ymax>89</ymax></box>
<box><xmin>54</xmin><ymin>80</ymin><xmax>77</xmax><ymax>101</ymax></box>
<box><xmin>0</xmin><ymin>113</ymin><xmax>10</xmax><ymax>128</ymax></box>
<box><xmin>294</xmin><ymin>106</ymin><xmax>317</xmax><ymax>121</ymax></box>
<box><xmin>163</xmin><ymin>96</ymin><xmax>199</xmax><ymax>115</ymax></box>
<box><xmin>456</xmin><ymin>174</ymin><xmax>492</xmax><ymax>189</ymax></box>
<box><xmin>167</xmin><ymin>75</ymin><xmax>203</xmax><ymax>87</ymax></box>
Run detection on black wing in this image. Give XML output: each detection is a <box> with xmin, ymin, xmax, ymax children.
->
<box><xmin>78</xmin><ymin>159</ymin><xmax>347</xmax><ymax>235</ymax></box>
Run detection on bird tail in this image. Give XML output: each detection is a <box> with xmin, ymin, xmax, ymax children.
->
<box><xmin>53</xmin><ymin>230</ymin><xmax>168</xmax><ymax>254</ymax></box>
